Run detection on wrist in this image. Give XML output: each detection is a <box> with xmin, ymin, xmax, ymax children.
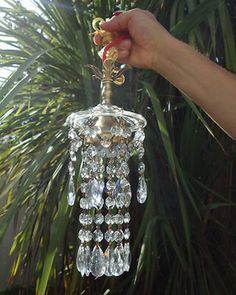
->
<box><xmin>150</xmin><ymin>34</ymin><xmax>179</xmax><ymax>73</ymax></box>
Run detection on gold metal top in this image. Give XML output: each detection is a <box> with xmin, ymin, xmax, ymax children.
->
<box><xmin>87</xmin><ymin>16</ymin><xmax>131</xmax><ymax>104</ymax></box>
<box><xmin>86</xmin><ymin>58</ymin><xmax>129</xmax><ymax>104</ymax></box>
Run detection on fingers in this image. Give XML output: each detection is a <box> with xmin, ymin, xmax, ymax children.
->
<box><xmin>93</xmin><ymin>33</ymin><xmax>103</xmax><ymax>45</ymax></box>
<box><xmin>100</xmin><ymin>9</ymin><xmax>136</xmax><ymax>32</ymax></box>
<box><xmin>92</xmin><ymin>30</ymin><xmax>132</xmax><ymax>63</ymax></box>
<box><xmin>116</xmin><ymin>39</ymin><xmax>132</xmax><ymax>61</ymax></box>
<box><xmin>93</xmin><ymin>31</ymin><xmax>131</xmax><ymax>62</ymax></box>
<box><xmin>118</xmin><ymin>49</ymin><xmax>130</xmax><ymax>61</ymax></box>
<box><xmin>117</xmin><ymin>39</ymin><xmax>132</xmax><ymax>51</ymax></box>
<box><xmin>100</xmin><ymin>8</ymin><xmax>156</xmax><ymax>33</ymax></box>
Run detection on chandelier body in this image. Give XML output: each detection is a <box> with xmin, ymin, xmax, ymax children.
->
<box><xmin>66</xmin><ymin>17</ymin><xmax>147</xmax><ymax>278</ymax></box>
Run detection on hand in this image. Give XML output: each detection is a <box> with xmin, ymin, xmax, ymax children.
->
<box><xmin>95</xmin><ymin>9</ymin><xmax>236</xmax><ymax>140</ymax></box>
<box><xmin>99</xmin><ymin>8</ymin><xmax>173</xmax><ymax>70</ymax></box>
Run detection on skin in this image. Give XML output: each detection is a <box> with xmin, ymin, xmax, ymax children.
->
<box><xmin>97</xmin><ymin>9</ymin><xmax>236</xmax><ymax>140</ymax></box>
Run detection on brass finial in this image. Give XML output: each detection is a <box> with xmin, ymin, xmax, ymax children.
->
<box><xmin>86</xmin><ymin>16</ymin><xmax>131</xmax><ymax>104</ymax></box>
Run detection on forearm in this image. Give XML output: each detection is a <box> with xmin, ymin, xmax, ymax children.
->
<box><xmin>154</xmin><ymin>36</ymin><xmax>236</xmax><ymax>139</ymax></box>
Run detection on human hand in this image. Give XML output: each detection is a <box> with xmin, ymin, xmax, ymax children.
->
<box><xmin>97</xmin><ymin>9</ymin><xmax>172</xmax><ymax>70</ymax></box>
<box><xmin>94</xmin><ymin>10</ymin><xmax>236</xmax><ymax>140</ymax></box>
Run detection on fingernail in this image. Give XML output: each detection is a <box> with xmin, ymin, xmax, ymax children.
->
<box><xmin>113</xmin><ymin>11</ymin><xmax>122</xmax><ymax>16</ymax></box>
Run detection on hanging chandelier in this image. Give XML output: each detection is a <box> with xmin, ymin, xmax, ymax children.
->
<box><xmin>65</xmin><ymin>15</ymin><xmax>147</xmax><ymax>277</ymax></box>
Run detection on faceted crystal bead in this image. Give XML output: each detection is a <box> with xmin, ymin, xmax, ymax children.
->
<box><xmin>120</xmin><ymin>178</ymin><xmax>131</xmax><ymax>193</ymax></box>
<box><xmin>124</xmin><ymin>152</ymin><xmax>131</xmax><ymax>161</ymax></box>
<box><xmin>117</xmin><ymin>162</ymin><xmax>129</xmax><ymax>177</ymax></box>
<box><xmin>112</xmin><ymin>179</ymin><xmax>121</xmax><ymax>198</ymax></box>
<box><xmin>81</xmin><ymin>148</ymin><xmax>88</xmax><ymax>158</ymax></box>
<box><xmin>104</xmin><ymin>247</ymin><xmax>114</xmax><ymax>276</ymax></box>
<box><xmin>93</xmin><ymin>197</ymin><xmax>104</xmax><ymax>210</ymax></box>
<box><xmin>80</xmin><ymin>182</ymin><xmax>88</xmax><ymax>194</ymax></box>
<box><xmin>98</xmin><ymin>147</ymin><xmax>109</xmax><ymax>157</ymax></box>
<box><xmin>97</xmin><ymin>164</ymin><xmax>105</xmax><ymax>174</ymax></box>
<box><xmin>91</xmin><ymin>162</ymin><xmax>99</xmax><ymax>173</ymax></box>
<box><xmin>105</xmin><ymin>197</ymin><xmax>115</xmax><ymax>209</ymax></box>
<box><xmin>97</xmin><ymin>157</ymin><xmax>103</xmax><ymax>166</ymax></box>
<box><xmin>116</xmin><ymin>193</ymin><xmax>125</xmax><ymax>208</ymax></box>
<box><xmin>78</xmin><ymin>229</ymin><xmax>86</xmax><ymax>242</ymax></box>
<box><xmin>90</xmin><ymin>128</ymin><xmax>98</xmax><ymax>139</ymax></box>
<box><xmin>70</xmin><ymin>150</ymin><xmax>77</xmax><ymax>162</ymax></box>
<box><xmin>106</xmin><ymin>165</ymin><xmax>117</xmax><ymax>176</ymax></box>
<box><xmin>68</xmin><ymin>128</ymin><xmax>78</xmax><ymax>140</ymax></box>
<box><xmin>68</xmin><ymin>177</ymin><xmax>76</xmax><ymax>206</ymax></box>
<box><xmin>83</xmin><ymin>126</ymin><xmax>91</xmax><ymax>137</ymax></box>
<box><xmin>87</xmin><ymin>145</ymin><xmax>97</xmax><ymax>157</ymax></box>
<box><xmin>105</xmin><ymin>230</ymin><xmax>114</xmax><ymax>242</ymax></box>
<box><xmin>68</xmin><ymin>128</ymin><xmax>78</xmax><ymax>141</ymax></box>
<box><xmin>79</xmin><ymin>198</ymin><xmax>91</xmax><ymax>209</ymax></box>
<box><xmin>79</xmin><ymin>213</ymin><xmax>93</xmax><ymax>225</ymax></box>
<box><xmin>115</xmin><ymin>143</ymin><xmax>127</xmax><ymax>157</ymax></box>
<box><xmin>84</xmin><ymin>230</ymin><xmax>93</xmax><ymax>242</ymax></box>
<box><xmin>91</xmin><ymin>196</ymin><xmax>104</xmax><ymax>210</ymax></box>
<box><xmin>124</xmin><ymin>212</ymin><xmax>131</xmax><ymax>223</ymax></box>
<box><xmin>101</xmin><ymin>137</ymin><xmax>111</xmax><ymax>148</ymax></box>
<box><xmin>128</xmin><ymin>141</ymin><xmax>134</xmax><ymax>153</ymax></box>
<box><xmin>90</xmin><ymin>245</ymin><xmax>106</xmax><ymax>277</ymax></box>
<box><xmin>134</xmin><ymin>130</ymin><xmax>145</xmax><ymax>143</ymax></box>
<box><xmin>111</xmin><ymin>125</ymin><xmax>122</xmax><ymax>136</ymax></box>
<box><xmin>137</xmin><ymin>176</ymin><xmax>147</xmax><ymax>204</ymax></box>
<box><xmin>105</xmin><ymin>214</ymin><xmax>114</xmax><ymax>225</ymax></box>
<box><xmin>138</xmin><ymin>162</ymin><xmax>145</xmax><ymax>174</ymax></box>
<box><xmin>84</xmin><ymin>127</ymin><xmax>99</xmax><ymax>139</ymax></box>
<box><xmin>123</xmin><ymin>242</ymin><xmax>131</xmax><ymax>272</ymax></box>
<box><xmin>111</xmin><ymin>244</ymin><xmax>124</xmax><ymax>276</ymax></box>
<box><xmin>75</xmin><ymin>138</ymin><xmax>82</xmax><ymax>150</ymax></box>
<box><xmin>80</xmin><ymin>166</ymin><xmax>90</xmax><ymax>179</ymax></box>
<box><xmin>114</xmin><ymin>229</ymin><xmax>124</xmax><ymax>242</ymax></box>
<box><xmin>113</xmin><ymin>178</ymin><xmax>131</xmax><ymax>208</ymax></box>
<box><xmin>93</xmin><ymin>229</ymin><xmax>103</xmax><ymax>242</ymax></box>
<box><xmin>122</xmin><ymin>127</ymin><xmax>132</xmax><ymax>138</ymax></box>
<box><xmin>70</xmin><ymin>141</ymin><xmax>78</xmax><ymax>153</ymax></box>
<box><xmin>92</xmin><ymin>126</ymin><xmax>101</xmax><ymax>137</ymax></box>
<box><xmin>138</xmin><ymin>146</ymin><xmax>145</xmax><ymax>159</ymax></box>
<box><xmin>113</xmin><ymin>214</ymin><xmax>124</xmax><ymax>225</ymax></box>
<box><xmin>124</xmin><ymin>228</ymin><xmax>130</xmax><ymax>240</ymax></box>
<box><xmin>108</xmin><ymin>148</ymin><xmax>117</xmax><ymax>158</ymax></box>
<box><xmin>124</xmin><ymin>192</ymin><xmax>132</xmax><ymax>208</ymax></box>
<box><xmin>94</xmin><ymin>213</ymin><xmax>104</xmax><ymax>225</ymax></box>
<box><xmin>76</xmin><ymin>244</ymin><xmax>86</xmax><ymax>276</ymax></box>
<box><xmin>106</xmin><ymin>180</ymin><xmax>115</xmax><ymax>192</ymax></box>
<box><xmin>91</xmin><ymin>179</ymin><xmax>104</xmax><ymax>194</ymax></box>
<box><xmin>121</xmin><ymin>143</ymin><xmax>128</xmax><ymax>151</ymax></box>
<box><xmin>68</xmin><ymin>161</ymin><xmax>75</xmax><ymax>176</ymax></box>
<box><xmin>112</xmin><ymin>178</ymin><xmax>131</xmax><ymax>198</ymax></box>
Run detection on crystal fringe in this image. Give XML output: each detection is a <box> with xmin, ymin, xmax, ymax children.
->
<box><xmin>76</xmin><ymin>242</ymin><xmax>131</xmax><ymax>277</ymax></box>
<box><xmin>67</xmin><ymin>122</ymin><xmax>146</xmax><ymax>277</ymax></box>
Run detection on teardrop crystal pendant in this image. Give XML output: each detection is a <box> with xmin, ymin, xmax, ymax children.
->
<box><xmin>137</xmin><ymin>176</ymin><xmax>147</xmax><ymax>204</ymax></box>
<box><xmin>90</xmin><ymin>245</ymin><xmax>106</xmax><ymax>278</ymax></box>
<box><xmin>68</xmin><ymin>176</ymin><xmax>76</xmax><ymax>206</ymax></box>
<box><xmin>65</xmin><ymin>16</ymin><xmax>148</xmax><ymax>277</ymax></box>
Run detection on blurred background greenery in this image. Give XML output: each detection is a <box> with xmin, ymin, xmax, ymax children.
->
<box><xmin>0</xmin><ymin>0</ymin><xmax>236</xmax><ymax>294</ymax></box>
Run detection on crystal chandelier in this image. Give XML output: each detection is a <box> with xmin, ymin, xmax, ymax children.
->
<box><xmin>65</xmin><ymin>16</ymin><xmax>147</xmax><ymax>278</ymax></box>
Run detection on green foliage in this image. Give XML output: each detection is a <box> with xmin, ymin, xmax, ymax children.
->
<box><xmin>0</xmin><ymin>0</ymin><xmax>236</xmax><ymax>294</ymax></box>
